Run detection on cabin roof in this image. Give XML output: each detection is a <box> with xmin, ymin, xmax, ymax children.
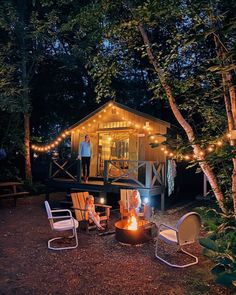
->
<box><xmin>68</xmin><ymin>100</ymin><xmax>170</xmax><ymax>130</ymax></box>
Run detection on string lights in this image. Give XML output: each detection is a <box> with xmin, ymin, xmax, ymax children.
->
<box><xmin>31</xmin><ymin>102</ymin><xmax>163</xmax><ymax>153</ymax></box>
<box><xmin>159</xmin><ymin>133</ymin><xmax>232</xmax><ymax>161</ymax></box>
<box><xmin>31</xmin><ymin>130</ymin><xmax>71</xmax><ymax>153</ymax></box>
<box><xmin>31</xmin><ymin>102</ymin><xmax>232</xmax><ymax>160</ymax></box>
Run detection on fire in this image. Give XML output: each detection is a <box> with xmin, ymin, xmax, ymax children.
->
<box><xmin>126</xmin><ymin>215</ymin><xmax>138</xmax><ymax>231</ymax></box>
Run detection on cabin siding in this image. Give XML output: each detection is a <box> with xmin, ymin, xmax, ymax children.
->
<box><xmin>70</xmin><ymin>103</ymin><xmax>170</xmax><ymax>177</ymax></box>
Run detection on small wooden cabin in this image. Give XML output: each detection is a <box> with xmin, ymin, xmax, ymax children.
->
<box><xmin>68</xmin><ymin>101</ymin><xmax>170</xmax><ymax>178</ymax></box>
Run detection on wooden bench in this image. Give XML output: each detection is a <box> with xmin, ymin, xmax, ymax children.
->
<box><xmin>0</xmin><ymin>182</ymin><xmax>30</xmax><ymax>206</ymax></box>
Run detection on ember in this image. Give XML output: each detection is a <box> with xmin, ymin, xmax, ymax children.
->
<box><xmin>125</xmin><ymin>215</ymin><xmax>138</xmax><ymax>231</ymax></box>
<box><xmin>115</xmin><ymin>218</ymin><xmax>158</xmax><ymax>245</ymax></box>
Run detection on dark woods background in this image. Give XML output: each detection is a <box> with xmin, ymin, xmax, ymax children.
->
<box><xmin>0</xmin><ymin>0</ymin><xmax>235</xmax><ymax>202</ymax></box>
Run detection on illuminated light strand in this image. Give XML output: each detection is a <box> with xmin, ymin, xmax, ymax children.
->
<box><xmin>159</xmin><ymin>134</ymin><xmax>232</xmax><ymax>161</ymax></box>
<box><xmin>31</xmin><ymin>131</ymin><xmax>71</xmax><ymax>152</ymax></box>
<box><xmin>31</xmin><ymin>101</ymin><xmax>232</xmax><ymax>156</ymax></box>
<box><xmin>31</xmin><ymin>102</ymin><xmax>161</xmax><ymax>153</ymax></box>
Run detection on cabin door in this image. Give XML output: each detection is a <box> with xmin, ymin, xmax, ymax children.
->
<box><xmin>97</xmin><ymin>132</ymin><xmax>129</xmax><ymax>176</ymax></box>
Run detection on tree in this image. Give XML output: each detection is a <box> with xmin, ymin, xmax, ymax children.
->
<box><xmin>131</xmin><ymin>0</ymin><xmax>236</xmax><ymax>215</ymax></box>
<box><xmin>74</xmin><ymin>0</ymin><xmax>236</xmax><ymax>215</ymax></box>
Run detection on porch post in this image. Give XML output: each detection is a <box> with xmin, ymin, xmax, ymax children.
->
<box><xmin>145</xmin><ymin>161</ymin><xmax>152</xmax><ymax>188</ymax></box>
<box><xmin>76</xmin><ymin>159</ymin><xmax>81</xmax><ymax>182</ymax></box>
<box><xmin>104</xmin><ymin>160</ymin><xmax>109</xmax><ymax>184</ymax></box>
<box><xmin>161</xmin><ymin>191</ymin><xmax>165</xmax><ymax>211</ymax></box>
<box><xmin>160</xmin><ymin>160</ymin><xmax>167</xmax><ymax>212</ymax></box>
<box><xmin>49</xmin><ymin>160</ymin><xmax>53</xmax><ymax>179</ymax></box>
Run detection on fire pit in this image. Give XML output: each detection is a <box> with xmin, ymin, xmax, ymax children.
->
<box><xmin>115</xmin><ymin>218</ymin><xmax>158</xmax><ymax>245</ymax></box>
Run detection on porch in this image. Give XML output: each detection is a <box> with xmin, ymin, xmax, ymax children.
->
<box><xmin>46</xmin><ymin>158</ymin><xmax>167</xmax><ymax>210</ymax></box>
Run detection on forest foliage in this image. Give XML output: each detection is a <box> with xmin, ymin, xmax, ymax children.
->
<box><xmin>0</xmin><ymin>0</ymin><xmax>236</xmax><ymax>287</ymax></box>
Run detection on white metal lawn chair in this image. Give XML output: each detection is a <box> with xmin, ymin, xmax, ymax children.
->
<box><xmin>44</xmin><ymin>201</ymin><xmax>79</xmax><ymax>250</ymax></box>
<box><xmin>155</xmin><ymin>212</ymin><xmax>201</xmax><ymax>268</ymax></box>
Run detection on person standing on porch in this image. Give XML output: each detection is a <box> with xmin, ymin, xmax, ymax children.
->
<box><xmin>78</xmin><ymin>134</ymin><xmax>93</xmax><ymax>183</ymax></box>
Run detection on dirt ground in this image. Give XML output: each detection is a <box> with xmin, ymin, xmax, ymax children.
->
<box><xmin>0</xmin><ymin>193</ymin><xmax>233</xmax><ymax>295</ymax></box>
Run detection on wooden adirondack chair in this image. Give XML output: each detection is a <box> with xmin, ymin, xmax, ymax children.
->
<box><xmin>119</xmin><ymin>189</ymin><xmax>151</xmax><ymax>220</ymax></box>
<box><xmin>71</xmin><ymin>192</ymin><xmax>112</xmax><ymax>233</ymax></box>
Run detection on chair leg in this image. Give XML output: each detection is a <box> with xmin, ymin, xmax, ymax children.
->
<box><xmin>48</xmin><ymin>228</ymin><xmax>78</xmax><ymax>251</ymax></box>
<box><xmin>106</xmin><ymin>220</ymin><xmax>109</xmax><ymax>229</ymax></box>
<box><xmin>155</xmin><ymin>239</ymin><xmax>198</xmax><ymax>268</ymax></box>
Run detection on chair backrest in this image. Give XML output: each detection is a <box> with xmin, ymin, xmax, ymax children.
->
<box><xmin>120</xmin><ymin>189</ymin><xmax>136</xmax><ymax>211</ymax></box>
<box><xmin>71</xmin><ymin>191</ymin><xmax>89</xmax><ymax>221</ymax></box>
<box><xmin>44</xmin><ymin>201</ymin><xmax>54</xmax><ymax>230</ymax></box>
<box><xmin>176</xmin><ymin>212</ymin><xmax>201</xmax><ymax>245</ymax></box>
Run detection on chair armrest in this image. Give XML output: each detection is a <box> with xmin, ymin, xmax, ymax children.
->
<box><xmin>159</xmin><ymin>223</ymin><xmax>177</xmax><ymax>232</ymax></box>
<box><xmin>94</xmin><ymin>204</ymin><xmax>112</xmax><ymax>208</ymax></box>
<box><xmin>51</xmin><ymin>209</ymin><xmax>72</xmax><ymax>217</ymax></box>
<box><xmin>49</xmin><ymin>215</ymin><xmax>74</xmax><ymax>220</ymax></box>
<box><xmin>72</xmin><ymin>207</ymin><xmax>88</xmax><ymax>212</ymax></box>
<box><xmin>95</xmin><ymin>204</ymin><xmax>111</xmax><ymax>218</ymax></box>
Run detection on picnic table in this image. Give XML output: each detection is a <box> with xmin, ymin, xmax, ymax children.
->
<box><xmin>0</xmin><ymin>182</ymin><xmax>29</xmax><ymax>206</ymax></box>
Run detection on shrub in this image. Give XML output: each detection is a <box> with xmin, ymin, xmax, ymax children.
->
<box><xmin>196</xmin><ymin>207</ymin><xmax>236</xmax><ymax>288</ymax></box>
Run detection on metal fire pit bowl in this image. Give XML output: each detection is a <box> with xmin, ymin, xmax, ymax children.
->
<box><xmin>115</xmin><ymin>219</ymin><xmax>158</xmax><ymax>245</ymax></box>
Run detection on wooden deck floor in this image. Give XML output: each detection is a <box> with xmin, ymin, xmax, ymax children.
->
<box><xmin>46</xmin><ymin>177</ymin><xmax>164</xmax><ymax>198</ymax></box>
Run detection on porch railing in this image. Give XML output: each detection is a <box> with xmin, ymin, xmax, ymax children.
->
<box><xmin>49</xmin><ymin>158</ymin><xmax>81</xmax><ymax>181</ymax></box>
<box><xmin>49</xmin><ymin>158</ymin><xmax>166</xmax><ymax>190</ymax></box>
<box><xmin>103</xmin><ymin>160</ymin><xmax>166</xmax><ymax>189</ymax></box>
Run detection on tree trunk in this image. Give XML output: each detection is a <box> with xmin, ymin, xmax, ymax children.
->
<box><xmin>223</xmin><ymin>73</ymin><xmax>236</xmax><ymax>217</ymax></box>
<box><xmin>214</xmin><ymin>34</ymin><xmax>236</xmax><ymax>217</ymax></box>
<box><xmin>24</xmin><ymin>113</ymin><xmax>32</xmax><ymax>182</ymax></box>
<box><xmin>232</xmin><ymin>158</ymin><xmax>236</xmax><ymax>217</ymax></box>
<box><xmin>19</xmin><ymin>0</ymin><xmax>32</xmax><ymax>183</ymax></box>
<box><xmin>138</xmin><ymin>23</ymin><xmax>226</xmax><ymax>213</ymax></box>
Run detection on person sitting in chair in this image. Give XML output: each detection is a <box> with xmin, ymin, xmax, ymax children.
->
<box><xmin>85</xmin><ymin>195</ymin><xmax>105</xmax><ymax>231</ymax></box>
<box><xmin>129</xmin><ymin>190</ymin><xmax>142</xmax><ymax>217</ymax></box>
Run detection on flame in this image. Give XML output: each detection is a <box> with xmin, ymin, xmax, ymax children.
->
<box><xmin>127</xmin><ymin>215</ymin><xmax>138</xmax><ymax>231</ymax></box>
